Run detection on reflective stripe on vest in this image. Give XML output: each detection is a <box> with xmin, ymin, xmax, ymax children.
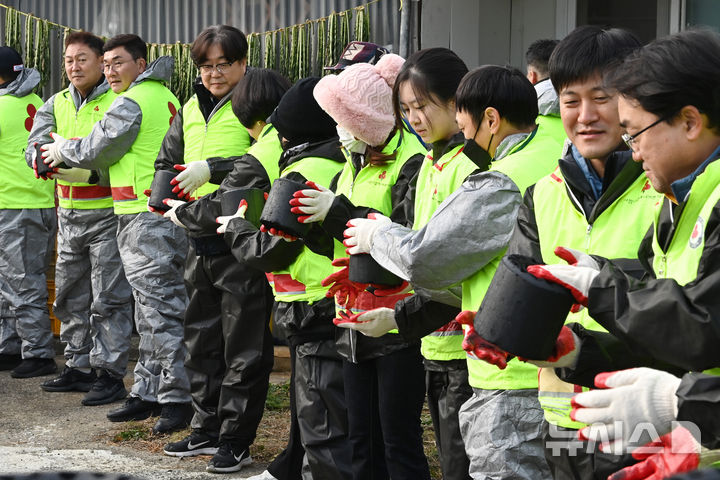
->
<box><xmin>534</xmin><ymin>166</ymin><xmax>661</xmax><ymax>428</ymax></box>
<box><xmin>651</xmin><ymin>158</ymin><xmax>720</xmax><ymax>378</ymax></box>
<box><xmin>108</xmin><ymin>80</ymin><xmax>180</xmax><ymax>214</ymax></box>
<box><xmin>182</xmin><ymin>95</ymin><xmax>252</xmax><ymax>198</ymax></box>
<box><xmin>269</xmin><ymin>155</ymin><xmax>344</xmax><ymax>303</ymax></box>
<box><xmin>0</xmin><ymin>93</ymin><xmax>54</xmax><ymax>209</ymax></box>
<box><xmin>462</xmin><ymin>124</ymin><xmax>562</xmax><ymax>390</ymax></box>
<box><xmin>414</xmin><ymin>145</ymin><xmax>478</xmax><ymax>361</ymax></box>
<box><xmin>52</xmin><ymin>87</ymin><xmax>117</xmax><ymax>209</ymax></box>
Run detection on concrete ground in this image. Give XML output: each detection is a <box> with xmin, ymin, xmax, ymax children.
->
<box><xmin>0</xmin><ymin>340</ymin><xmax>291</xmax><ymax>480</ymax></box>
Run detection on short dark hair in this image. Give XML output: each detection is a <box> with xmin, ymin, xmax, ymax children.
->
<box><xmin>525</xmin><ymin>39</ymin><xmax>559</xmax><ymax>78</ymax></box>
<box><xmin>456</xmin><ymin>65</ymin><xmax>538</xmax><ymax>129</ymax></box>
<box><xmin>103</xmin><ymin>34</ymin><xmax>147</xmax><ymax>61</ymax></box>
<box><xmin>232</xmin><ymin>68</ymin><xmax>291</xmax><ymax>129</ymax></box>
<box><xmin>549</xmin><ymin>25</ymin><xmax>640</xmax><ymax>93</ymax></box>
<box><xmin>606</xmin><ymin>29</ymin><xmax>720</xmax><ymax>133</ymax></box>
<box><xmin>65</xmin><ymin>31</ymin><xmax>104</xmax><ymax>57</ymax></box>
<box><xmin>392</xmin><ymin>47</ymin><xmax>468</xmax><ymax>131</ymax></box>
<box><xmin>191</xmin><ymin>25</ymin><xmax>248</xmax><ymax>66</ymax></box>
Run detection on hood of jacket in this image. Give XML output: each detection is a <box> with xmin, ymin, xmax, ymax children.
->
<box><xmin>130</xmin><ymin>55</ymin><xmax>174</xmax><ymax>88</ymax></box>
<box><xmin>278</xmin><ymin>136</ymin><xmax>344</xmax><ymax>173</ymax></box>
<box><xmin>535</xmin><ymin>78</ymin><xmax>560</xmax><ymax>117</ymax></box>
<box><xmin>0</xmin><ymin>67</ymin><xmax>40</xmax><ymax>97</ymax></box>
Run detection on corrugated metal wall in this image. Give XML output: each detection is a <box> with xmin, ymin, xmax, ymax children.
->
<box><xmin>2</xmin><ymin>0</ymin><xmax>399</xmax><ymax>48</ymax></box>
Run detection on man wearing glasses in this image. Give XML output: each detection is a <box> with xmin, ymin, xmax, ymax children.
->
<box><xmin>26</xmin><ymin>31</ymin><xmax>133</xmax><ymax>407</ymax></box>
<box><xmin>463</xmin><ymin>25</ymin><xmax>664</xmax><ymax>479</ymax></box>
<box><xmin>40</xmin><ymin>33</ymin><xmax>191</xmax><ymax>435</ymax></box>
<box><xmin>151</xmin><ymin>26</ymin><xmax>274</xmax><ymax>474</ymax></box>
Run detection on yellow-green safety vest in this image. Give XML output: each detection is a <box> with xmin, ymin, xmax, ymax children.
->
<box><xmin>536</xmin><ymin>115</ymin><xmax>567</xmax><ymax>147</ymax></box>
<box><xmin>269</xmin><ymin>154</ymin><xmax>345</xmax><ymax>303</ymax></box>
<box><xmin>414</xmin><ymin>144</ymin><xmax>478</xmax><ymax>361</ymax></box>
<box><xmin>0</xmin><ymin>93</ymin><xmax>54</xmax><ymax>209</ymax></box>
<box><xmin>534</xmin><ymin>166</ymin><xmax>661</xmax><ymax>428</ymax></box>
<box><xmin>462</xmin><ymin>125</ymin><xmax>563</xmax><ymax>390</ymax></box>
<box><xmin>248</xmin><ymin>123</ymin><xmax>282</xmax><ymax>184</ymax></box>
<box><xmin>182</xmin><ymin>95</ymin><xmax>252</xmax><ymax>198</ymax></box>
<box><xmin>52</xmin><ymin>87</ymin><xmax>117</xmax><ymax>209</ymax></box>
<box><xmin>650</xmin><ymin>158</ymin><xmax>720</xmax><ymax>378</ymax></box>
<box><xmin>108</xmin><ymin>80</ymin><xmax>180</xmax><ymax>214</ymax></box>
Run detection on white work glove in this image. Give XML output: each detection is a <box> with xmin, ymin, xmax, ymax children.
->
<box><xmin>171</xmin><ymin>161</ymin><xmax>210</xmax><ymax>199</ymax></box>
<box><xmin>343</xmin><ymin>213</ymin><xmax>392</xmax><ymax>255</ymax></box>
<box><xmin>40</xmin><ymin>132</ymin><xmax>68</xmax><ymax>168</ymax></box>
<box><xmin>289</xmin><ymin>181</ymin><xmax>336</xmax><ymax>224</ymax></box>
<box><xmin>48</xmin><ymin>167</ymin><xmax>91</xmax><ymax>183</ymax></box>
<box><xmin>333</xmin><ymin>307</ymin><xmax>397</xmax><ymax>337</ymax></box>
<box><xmin>162</xmin><ymin>199</ymin><xmax>187</xmax><ymax>229</ymax></box>
<box><xmin>526</xmin><ymin>246</ymin><xmax>601</xmax><ymax>312</ymax></box>
<box><xmin>571</xmin><ymin>368</ymin><xmax>682</xmax><ymax>451</ymax></box>
<box><xmin>216</xmin><ymin>200</ymin><xmax>248</xmax><ymax>234</ymax></box>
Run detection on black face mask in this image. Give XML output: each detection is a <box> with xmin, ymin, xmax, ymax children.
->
<box><xmin>462</xmin><ymin>122</ymin><xmax>493</xmax><ymax>170</ymax></box>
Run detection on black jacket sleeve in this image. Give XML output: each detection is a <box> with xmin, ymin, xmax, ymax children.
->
<box><xmin>588</xmin><ymin>200</ymin><xmax>720</xmax><ymax>372</ymax></box>
<box><xmin>394</xmin><ymin>293</ymin><xmax>461</xmax><ymax>343</ymax></box>
<box><xmin>321</xmin><ymin>154</ymin><xmax>423</xmax><ymax>242</ymax></box>
<box><xmin>224</xmin><ymin>216</ymin><xmax>304</xmax><ymax>273</ymax></box>
<box><xmin>175</xmin><ymin>153</ymin><xmax>271</xmax><ymax>236</ymax></box>
<box><xmin>506</xmin><ymin>185</ymin><xmax>543</xmax><ymax>261</ymax></box>
<box><xmin>676</xmin><ymin>372</ymin><xmax>720</xmax><ymax>449</ymax></box>
<box><xmin>556</xmin><ymin>322</ymin><xmax>686</xmax><ymax>387</ymax></box>
<box><xmin>154</xmin><ymin>107</ymin><xmax>185</xmax><ymax>171</ymax></box>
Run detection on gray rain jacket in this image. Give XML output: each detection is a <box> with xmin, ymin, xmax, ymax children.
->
<box><xmin>49</xmin><ymin>56</ymin><xmax>174</xmax><ymax>171</ymax></box>
<box><xmin>25</xmin><ymin>78</ymin><xmax>112</xmax><ymax>185</ymax></box>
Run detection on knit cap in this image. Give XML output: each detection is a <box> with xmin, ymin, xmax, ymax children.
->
<box><xmin>314</xmin><ymin>53</ymin><xmax>405</xmax><ymax>147</ymax></box>
<box><xmin>269</xmin><ymin>77</ymin><xmax>338</xmax><ymax>146</ymax></box>
<box><xmin>0</xmin><ymin>46</ymin><xmax>23</xmax><ymax>77</ymax></box>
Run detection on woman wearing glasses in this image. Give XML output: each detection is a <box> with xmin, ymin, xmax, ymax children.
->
<box><xmin>152</xmin><ymin>25</ymin><xmax>273</xmax><ymax>474</ymax></box>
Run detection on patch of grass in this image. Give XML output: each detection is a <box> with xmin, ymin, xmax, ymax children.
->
<box><xmin>112</xmin><ymin>422</ymin><xmax>150</xmax><ymax>442</ymax></box>
<box><xmin>265</xmin><ymin>381</ymin><xmax>291</xmax><ymax>411</ymax></box>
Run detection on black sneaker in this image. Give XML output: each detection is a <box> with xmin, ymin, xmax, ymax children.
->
<box><xmin>41</xmin><ymin>367</ymin><xmax>97</xmax><ymax>392</ymax></box>
<box><xmin>107</xmin><ymin>396</ymin><xmax>161</xmax><ymax>422</ymax></box>
<box><xmin>82</xmin><ymin>370</ymin><xmax>127</xmax><ymax>406</ymax></box>
<box><xmin>163</xmin><ymin>429</ymin><xmax>219</xmax><ymax>457</ymax></box>
<box><xmin>11</xmin><ymin>358</ymin><xmax>57</xmax><ymax>378</ymax></box>
<box><xmin>206</xmin><ymin>442</ymin><xmax>252</xmax><ymax>473</ymax></box>
<box><xmin>152</xmin><ymin>402</ymin><xmax>193</xmax><ymax>434</ymax></box>
<box><xmin>0</xmin><ymin>353</ymin><xmax>22</xmax><ymax>371</ymax></box>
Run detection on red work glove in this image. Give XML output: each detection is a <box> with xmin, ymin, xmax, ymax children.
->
<box><xmin>321</xmin><ymin>257</ymin><xmax>368</xmax><ymax>309</ymax></box>
<box><xmin>259</xmin><ymin>224</ymin><xmax>298</xmax><ymax>242</ymax></box>
<box><xmin>526</xmin><ymin>246</ymin><xmax>601</xmax><ymax>313</ymax></box>
<box><xmin>608</xmin><ymin>427</ymin><xmax>700</xmax><ymax>480</ymax></box>
<box><xmin>369</xmin><ymin>281</ymin><xmax>412</xmax><ymax>297</ymax></box>
<box><xmin>517</xmin><ymin>326</ymin><xmax>579</xmax><ymax>367</ymax></box>
<box><xmin>455</xmin><ymin>310</ymin><xmax>513</xmax><ymax>369</ymax></box>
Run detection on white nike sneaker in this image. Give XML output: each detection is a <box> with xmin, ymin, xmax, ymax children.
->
<box><xmin>246</xmin><ymin>470</ymin><xmax>279</xmax><ymax>480</ymax></box>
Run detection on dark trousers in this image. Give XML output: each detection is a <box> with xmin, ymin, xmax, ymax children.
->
<box><xmin>426</xmin><ymin>359</ymin><xmax>473</xmax><ymax>480</ymax></box>
<box><xmin>183</xmin><ymin>250</ymin><xmax>274</xmax><ymax>445</ymax></box>
<box><xmin>542</xmin><ymin>421</ymin><xmax>637</xmax><ymax>479</ymax></box>
<box><xmin>268</xmin><ymin>341</ymin><xmax>304</xmax><ymax>480</ymax></box>
<box><xmin>343</xmin><ymin>344</ymin><xmax>430</xmax><ymax>480</ymax></box>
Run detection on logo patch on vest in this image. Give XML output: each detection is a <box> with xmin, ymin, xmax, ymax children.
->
<box><xmin>378</xmin><ymin>170</ymin><xmax>386</xmax><ymax>180</ymax></box>
<box><xmin>642</xmin><ymin>180</ymin><xmax>651</xmax><ymax>192</ymax></box>
<box><xmin>689</xmin><ymin>216</ymin><xmax>705</xmax><ymax>249</ymax></box>
<box><xmin>94</xmin><ymin>106</ymin><xmax>99</xmax><ymax>112</ymax></box>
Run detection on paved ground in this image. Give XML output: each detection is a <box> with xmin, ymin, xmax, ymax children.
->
<box><xmin>0</xmin><ymin>343</ymin><xmax>290</xmax><ymax>480</ymax></box>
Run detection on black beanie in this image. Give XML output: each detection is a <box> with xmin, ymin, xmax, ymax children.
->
<box><xmin>270</xmin><ymin>77</ymin><xmax>337</xmax><ymax>146</ymax></box>
<box><xmin>0</xmin><ymin>46</ymin><xmax>23</xmax><ymax>79</ymax></box>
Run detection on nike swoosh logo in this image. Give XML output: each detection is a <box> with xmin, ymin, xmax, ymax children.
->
<box><xmin>234</xmin><ymin>452</ymin><xmax>245</xmax><ymax>462</ymax></box>
<box><xmin>187</xmin><ymin>440</ymin><xmax>209</xmax><ymax>449</ymax></box>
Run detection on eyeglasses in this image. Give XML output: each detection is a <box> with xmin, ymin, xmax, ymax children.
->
<box><xmin>197</xmin><ymin>60</ymin><xmax>236</xmax><ymax>75</ymax></box>
<box><xmin>103</xmin><ymin>60</ymin><xmax>130</xmax><ymax>72</ymax></box>
<box><xmin>622</xmin><ymin>113</ymin><xmax>674</xmax><ymax>152</ymax></box>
